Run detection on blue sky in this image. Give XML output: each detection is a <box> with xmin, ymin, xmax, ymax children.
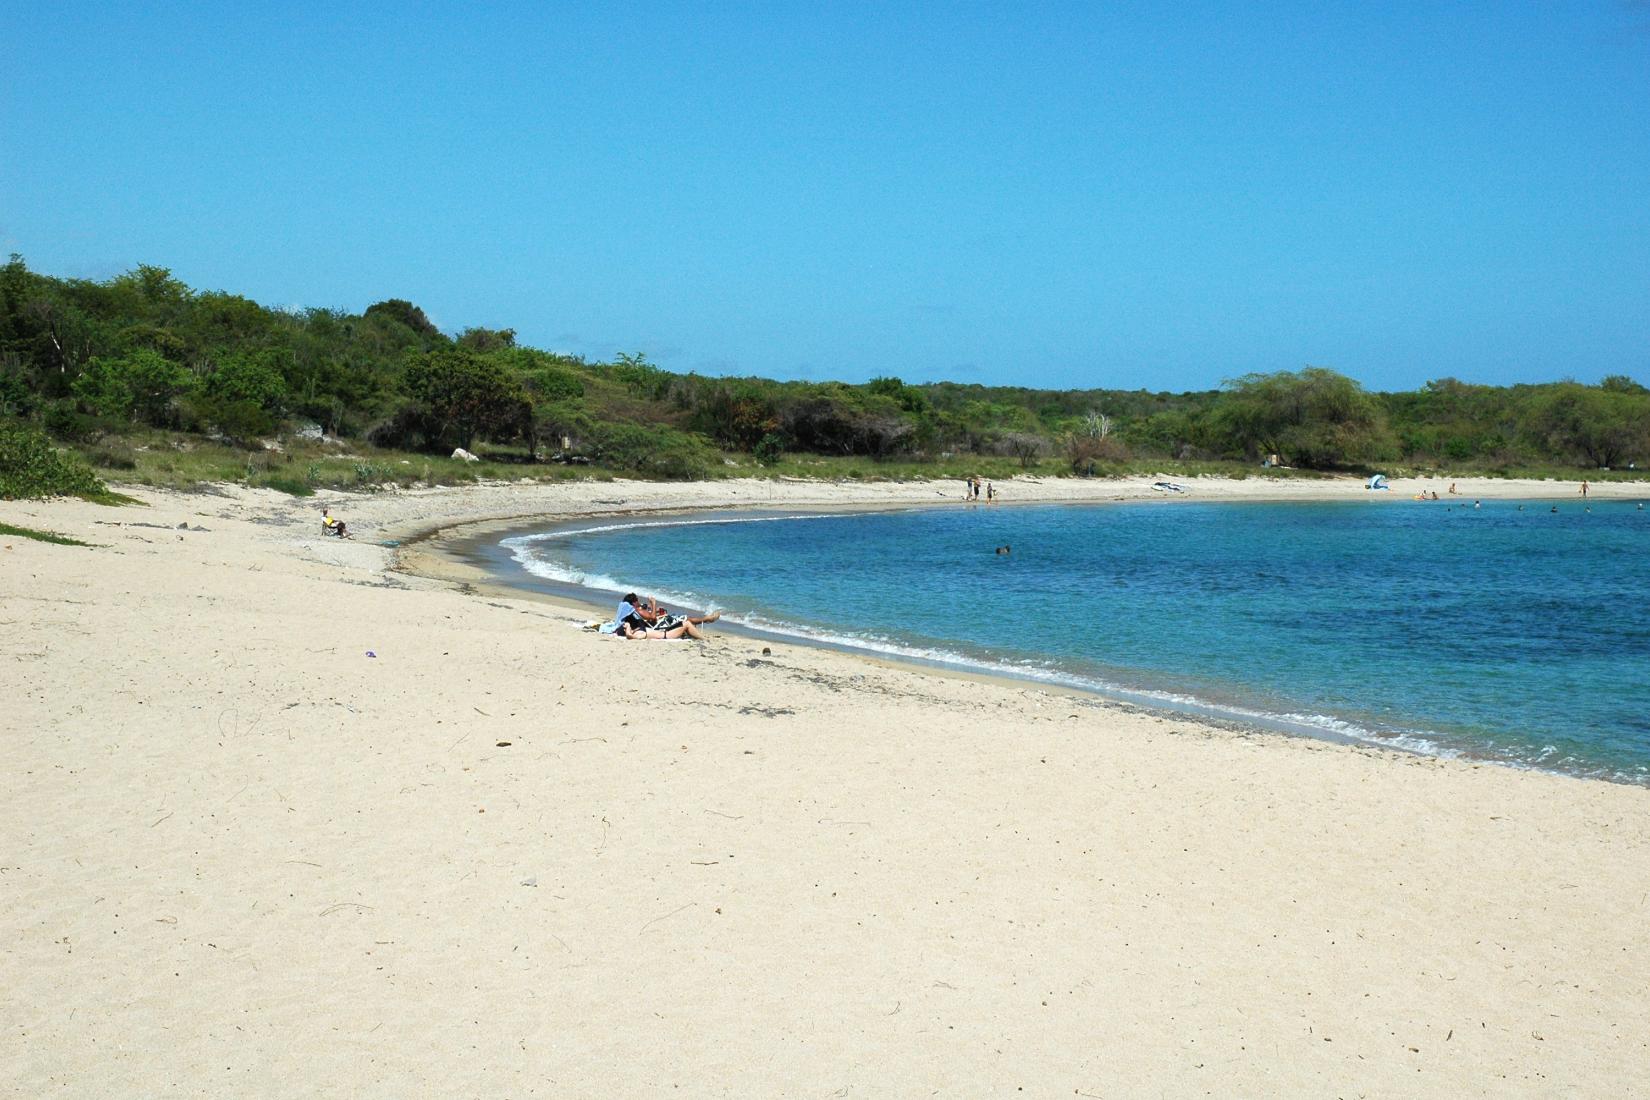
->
<box><xmin>3</xmin><ymin>2</ymin><xmax>1646</xmax><ymax>392</ymax></box>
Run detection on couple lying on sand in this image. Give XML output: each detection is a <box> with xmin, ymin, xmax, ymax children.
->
<box><xmin>609</xmin><ymin>591</ymin><xmax>721</xmax><ymax>640</ymax></box>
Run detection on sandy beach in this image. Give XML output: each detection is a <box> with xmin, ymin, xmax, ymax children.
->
<box><xmin>4</xmin><ymin>472</ymin><xmax>1647</xmax><ymax>1097</ymax></box>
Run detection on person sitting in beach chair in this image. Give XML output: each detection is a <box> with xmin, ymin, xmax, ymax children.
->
<box><xmin>320</xmin><ymin>508</ymin><xmax>350</xmax><ymax>539</ymax></box>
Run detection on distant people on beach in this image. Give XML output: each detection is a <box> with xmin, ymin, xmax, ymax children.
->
<box><xmin>1448</xmin><ymin>482</ymin><xmax>1458</xmax><ymax>495</ymax></box>
<box><xmin>321</xmin><ymin>508</ymin><xmax>349</xmax><ymax>538</ymax></box>
<box><xmin>986</xmin><ymin>481</ymin><xmax>995</xmax><ymax>502</ymax></box>
<box><xmin>1580</xmin><ymin>480</ymin><xmax>1589</xmax><ymax>499</ymax></box>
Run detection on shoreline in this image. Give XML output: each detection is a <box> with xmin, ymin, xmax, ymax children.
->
<box><xmin>398</xmin><ymin>483</ymin><xmax>1645</xmax><ymax>786</ymax></box>
<box><xmin>5</xmin><ymin>473</ymin><xmax>1649</xmax><ymax>1096</ymax></box>
<box><xmin>421</xmin><ymin>505</ymin><xmax>1424</xmax><ymax>757</ymax></box>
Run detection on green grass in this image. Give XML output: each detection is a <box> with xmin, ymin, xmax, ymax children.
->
<box><xmin>73</xmin><ymin>434</ymin><xmax>562</xmax><ymax>493</ymax></box>
<box><xmin>0</xmin><ymin>521</ymin><xmax>90</xmax><ymax>546</ymax></box>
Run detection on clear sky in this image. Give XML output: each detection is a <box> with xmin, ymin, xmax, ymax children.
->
<box><xmin>3</xmin><ymin>2</ymin><xmax>1646</xmax><ymax>392</ymax></box>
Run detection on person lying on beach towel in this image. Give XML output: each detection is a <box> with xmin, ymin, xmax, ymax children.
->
<box><xmin>608</xmin><ymin>592</ymin><xmax>715</xmax><ymax>640</ymax></box>
<box><xmin>635</xmin><ymin>595</ymin><xmax>721</xmax><ymax>632</ymax></box>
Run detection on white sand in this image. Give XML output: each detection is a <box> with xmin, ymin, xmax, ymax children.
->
<box><xmin>3</xmin><ymin>473</ymin><xmax>1647</xmax><ymax>1097</ymax></box>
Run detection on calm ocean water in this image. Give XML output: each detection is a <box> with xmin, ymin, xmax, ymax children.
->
<box><xmin>499</xmin><ymin>499</ymin><xmax>1650</xmax><ymax>785</ymax></box>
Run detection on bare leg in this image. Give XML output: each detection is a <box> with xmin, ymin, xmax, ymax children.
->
<box><xmin>687</xmin><ymin>610</ymin><xmax>721</xmax><ymax>625</ymax></box>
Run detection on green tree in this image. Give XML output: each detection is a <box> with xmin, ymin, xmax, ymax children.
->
<box><xmin>1528</xmin><ymin>383</ymin><xmax>1650</xmax><ymax>469</ymax></box>
<box><xmin>70</xmin><ymin>357</ymin><xmax>136</xmax><ymax>419</ymax></box>
<box><xmin>0</xmin><ymin>357</ymin><xmax>35</xmax><ymax>417</ymax></box>
<box><xmin>71</xmin><ymin>349</ymin><xmax>198</xmax><ymax>426</ymax></box>
<box><xmin>1601</xmin><ymin>374</ymin><xmax>1648</xmax><ymax>395</ymax></box>
<box><xmin>402</xmin><ymin>347</ymin><xmax>529</xmax><ymax>451</ymax></box>
<box><xmin>1210</xmin><ymin>367</ymin><xmax>1387</xmax><ymax>468</ymax></box>
<box><xmin>364</xmin><ymin>299</ymin><xmax>441</xmax><ymax>340</ymax></box>
<box><xmin>207</xmin><ymin>350</ymin><xmax>289</xmax><ymax>413</ymax></box>
<box><xmin>753</xmin><ymin>431</ymin><xmax>784</xmax><ymax>465</ymax></box>
<box><xmin>457</xmin><ymin>326</ymin><xmax>516</xmax><ymax>352</ymax></box>
<box><xmin>691</xmin><ymin>380</ymin><xmax>777</xmax><ymax>449</ymax></box>
<box><xmin>491</xmin><ymin>348</ymin><xmax>586</xmax><ymax>402</ymax></box>
<box><xmin>104</xmin><ymin>265</ymin><xmax>193</xmax><ymax>327</ymax></box>
<box><xmin>609</xmin><ymin>352</ymin><xmax>668</xmax><ymax>399</ymax></box>
<box><xmin>866</xmin><ymin>376</ymin><xmax>930</xmax><ymax>414</ymax></box>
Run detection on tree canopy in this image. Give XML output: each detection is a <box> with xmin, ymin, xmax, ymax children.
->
<box><xmin>2</xmin><ymin>255</ymin><xmax>1646</xmax><ymax>477</ymax></box>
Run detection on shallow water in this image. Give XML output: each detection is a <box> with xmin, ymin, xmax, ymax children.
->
<box><xmin>499</xmin><ymin>498</ymin><xmax>1650</xmax><ymax>784</ymax></box>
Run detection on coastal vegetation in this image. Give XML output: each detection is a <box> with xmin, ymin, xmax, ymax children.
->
<box><xmin>2</xmin><ymin>256</ymin><xmax>1646</xmax><ymax>495</ymax></box>
<box><xmin>0</xmin><ymin>421</ymin><xmax>107</xmax><ymax>500</ymax></box>
<box><xmin>0</xmin><ymin>520</ymin><xmax>90</xmax><ymax>546</ymax></box>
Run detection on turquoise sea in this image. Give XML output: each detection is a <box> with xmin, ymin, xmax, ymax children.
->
<box><xmin>495</xmin><ymin>498</ymin><xmax>1650</xmax><ymax>785</ymax></box>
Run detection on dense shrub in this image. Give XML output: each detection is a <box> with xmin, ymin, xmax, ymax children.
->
<box><xmin>186</xmin><ymin>395</ymin><xmax>277</xmax><ymax>444</ymax></box>
<box><xmin>0</xmin><ymin>422</ymin><xmax>106</xmax><ymax>499</ymax></box>
<box><xmin>401</xmin><ymin>347</ymin><xmax>531</xmax><ymax>451</ymax></box>
<box><xmin>753</xmin><ymin>431</ymin><xmax>784</xmax><ymax>466</ymax></box>
<box><xmin>366</xmin><ymin>403</ymin><xmax>435</xmax><ymax>451</ymax></box>
<box><xmin>3</xmin><ymin>255</ymin><xmax>1647</xmax><ymax>479</ymax></box>
<box><xmin>206</xmin><ymin>351</ymin><xmax>288</xmax><ymax>414</ymax></box>
<box><xmin>0</xmin><ymin>364</ymin><xmax>35</xmax><ymax>418</ymax></box>
<box><xmin>71</xmin><ymin>349</ymin><xmax>199</xmax><ymax>427</ymax></box>
<box><xmin>42</xmin><ymin>401</ymin><xmax>112</xmax><ymax>443</ymax></box>
<box><xmin>1206</xmin><ymin>368</ymin><xmax>1388</xmax><ymax>467</ymax></box>
<box><xmin>779</xmin><ymin>390</ymin><xmax>914</xmax><ymax>457</ymax></box>
<box><xmin>589</xmin><ymin>422</ymin><xmax>717</xmax><ymax>478</ymax></box>
<box><xmin>526</xmin><ymin>365</ymin><xmax>584</xmax><ymax>402</ymax></box>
